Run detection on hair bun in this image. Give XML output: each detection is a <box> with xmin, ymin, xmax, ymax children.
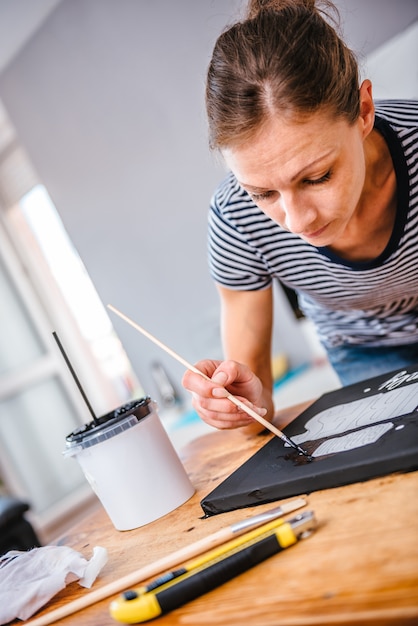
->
<box><xmin>246</xmin><ymin>0</ymin><xmax>326</xmax><ymax>20</ymax></box>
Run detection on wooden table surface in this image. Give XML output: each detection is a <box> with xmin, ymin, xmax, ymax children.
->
<box><xmin>27</xmin><ymin>402</ymin><xmax>418</xmax><ymax>626</ymax></box>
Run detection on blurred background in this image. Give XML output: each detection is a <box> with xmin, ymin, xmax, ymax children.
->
<box><xmin>0</xmin><ymin>0</ymin><xmax>417</xmax><ymax>542</ymax></box>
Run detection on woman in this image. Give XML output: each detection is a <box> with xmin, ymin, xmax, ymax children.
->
<box><xmin>182</xmin><ymin>0</ymin><xmax>418</xmax><ymax>435</ymax></box>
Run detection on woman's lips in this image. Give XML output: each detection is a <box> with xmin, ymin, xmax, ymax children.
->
<box><xmin>303</xmin><ymin>223</ymin><xmax>329</xmax><ymax>239</ymax></box>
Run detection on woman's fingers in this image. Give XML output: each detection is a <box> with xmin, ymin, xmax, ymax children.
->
<box><xmin>190</xmin><ymin>392</ymin><xmax>254</xmax><ymax>429</ymax></box>
<box><xmin>182</xmin><ymin>359</ymin><xmax>267</xmax><ymax>430</ymax></box>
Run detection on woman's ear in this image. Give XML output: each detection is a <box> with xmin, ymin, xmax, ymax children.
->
<box><xmin>358</xmin><ymin>79</ymin><xmax>375</xmax><ymax>138</ymax></box>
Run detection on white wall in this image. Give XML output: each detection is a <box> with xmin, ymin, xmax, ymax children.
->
<box><xmin>364</xmin><ymin>20</ymin><xmax>418</xmax><ymax>99</ymax></box>
<box><xmin>0</xmin><ymin>1</ymin><xmax>417</xmax><ymax>403</ymax></box>
<box><xmin>0</xmin><ymin>1</ymin><xmax>237</xmax><ymax>400</ymax></box>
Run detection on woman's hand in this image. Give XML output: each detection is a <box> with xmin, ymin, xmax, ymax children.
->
<box><xmin>182</xmin><ymin>359</ymin><xmax>268</xmax><ymax>431</ymax></box>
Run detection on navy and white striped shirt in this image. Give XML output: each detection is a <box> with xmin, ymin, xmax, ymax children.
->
<box><xmin>208</xmin><ymin>100</ymin><xmax>418</xmax><ymax>349</ymax></box>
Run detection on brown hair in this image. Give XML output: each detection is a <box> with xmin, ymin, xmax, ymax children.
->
<box><xmin>206</xmin><ymin>0</ymin><xmax>360</xmax><ymax>149</ymax></box>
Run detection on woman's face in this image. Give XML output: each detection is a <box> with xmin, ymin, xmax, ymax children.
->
<box><xmin>222</xmin><ymin>105</ymin><xmax>372</xmax><ymax>248</ymax></box>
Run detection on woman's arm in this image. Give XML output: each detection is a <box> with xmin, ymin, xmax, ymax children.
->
<box><xmin>182</xmin><ymin>285</ymin><xmax>274</xmax><ymax>435</ymax></box>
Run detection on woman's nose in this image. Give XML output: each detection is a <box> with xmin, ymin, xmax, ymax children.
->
<box><xmin>280</xmin><ymin>194</ymin><xmax>317</xmax><ymax>234</ymax></box>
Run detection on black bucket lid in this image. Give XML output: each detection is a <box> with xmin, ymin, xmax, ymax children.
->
<box><xmin>65</xmin><ymin>396</ymin><xmax>153</xmax><ymax>448</ymax></box>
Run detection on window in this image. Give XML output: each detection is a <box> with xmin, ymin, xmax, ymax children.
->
<box><xmin>0</xmin><ymin>100</ymin><xmax>141</xmax><ymax>536</ymax></box>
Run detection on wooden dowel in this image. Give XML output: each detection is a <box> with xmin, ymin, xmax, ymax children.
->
<box><xmin>26</xmin><ymin>498</ymin><xmax>306</xmax><ymax>625</ymax></box>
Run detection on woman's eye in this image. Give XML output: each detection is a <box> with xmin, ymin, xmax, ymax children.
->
<box><xmin>249</xmin><ymin>190</ymin><xmax>274</xmax><ymax>202</ymax></box>
<box><xmin>304</xmin><ymin>170</ymin><xmax>332</xmax><ymax>186</ymax></box>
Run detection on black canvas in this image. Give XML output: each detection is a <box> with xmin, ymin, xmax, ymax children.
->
<box><xmin>201</xmin><ymin>365</ymin><xmax>418</xmax><ymax>517</ymax></box>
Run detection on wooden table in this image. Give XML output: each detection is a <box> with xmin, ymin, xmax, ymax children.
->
<box><xmin>27</xmin><ymin>403</ymin><xmax>418</xmax><ymax>626</ymax></box>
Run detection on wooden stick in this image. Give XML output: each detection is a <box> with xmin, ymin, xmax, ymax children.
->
<box><xmin>26</xmin><ymin>498</ymin><xmax>306</xmax><ymax>625</ymax></box>
<box><xmin>107</xmin><ymin>304</ymin><xmax>309</xmax><ymax>456</ymax></box>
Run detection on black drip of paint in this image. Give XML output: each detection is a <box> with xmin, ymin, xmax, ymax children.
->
<box><xmin>284</xmin><ymin>452</ymin><xmax>314</xmax><ymax>466</ymax></box>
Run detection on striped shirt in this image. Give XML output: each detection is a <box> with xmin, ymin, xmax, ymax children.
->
<box><xmin>208</xmin><ymin>100</ymin><xmax>418</xmax><ymax>349</ymax></box>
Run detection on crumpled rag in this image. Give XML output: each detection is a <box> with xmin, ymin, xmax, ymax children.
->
<box><xmin>0</xmin><ymin>544</ymin><xmax>108</xmax><ymax>624</ymax></box>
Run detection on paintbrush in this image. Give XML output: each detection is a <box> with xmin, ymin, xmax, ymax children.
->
<box><xmin>107</xmin><ymin>304</ymin><xmax>311</xmax><ymax>458</ymax></box>
<box><xmin>26</xmin><ymin>497</ymin><xmax>306</xmax><ymax>625</ymax></box>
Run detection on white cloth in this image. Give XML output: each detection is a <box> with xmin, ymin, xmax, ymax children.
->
<box><xmin>0</xmin><ymin>544</ymin><xmax>108</xmax><ymax>624</ymax></box>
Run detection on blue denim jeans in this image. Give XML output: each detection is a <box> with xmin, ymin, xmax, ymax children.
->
<box><xmin>325</xmin><ymin>343</ymin><xmax>418</xmax><ymax>386</ymax></box>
